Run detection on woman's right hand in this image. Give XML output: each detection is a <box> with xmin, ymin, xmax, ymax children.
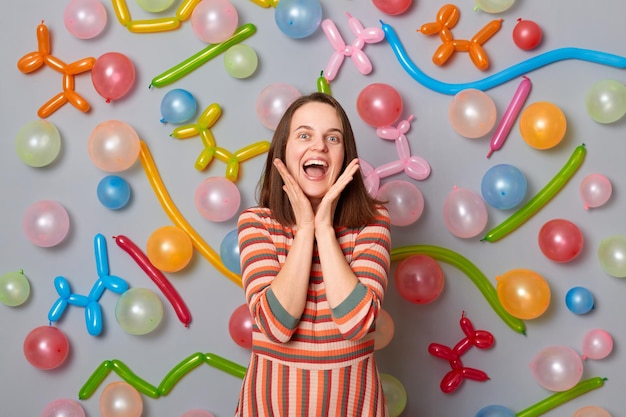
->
<box><xmin>273</xmin><ymin>158</ymin><xmax>315</xmax><ymax>231</ymax></box>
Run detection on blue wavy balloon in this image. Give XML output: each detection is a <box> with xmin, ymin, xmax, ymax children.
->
<box><xmin>381</xmin><ymin>20</ymin><xmax>626</xmax><ymax>95</ymax></box>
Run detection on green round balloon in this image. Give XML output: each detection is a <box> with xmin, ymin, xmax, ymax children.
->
<box><xmin>15</xmin><ymin>120</ymin><xmax>62</xmax><ymax>167</ymax></box>
<box><xmin>223</xmin><ymin>44</ymin><xmax>259</xmax><ymax>79</ymax></box>
<box><xmin>586</xmin><ymin>79</ymin><xmax>626</xmax><ymax>124</ymax></box>
<box><xmin>115</xmin><ymin>288</ymin><xmax>164</xmax><ymax>335</ymax></box>
<box><xmin>380</xmin><ymin>373</ymin><xmax>407</xmax><ymax>417</ymax></box>
<box><xmin>0</xmin><ymin>270</ymin><xmax>31</xmax><ymax>307</ymax></box>
<box><xmin>134</xmin><ymin>0</ymin><xmax>176</xmax><ymax>13</ymax></box>
<box><xmin>598</xmin><ymin>235</ymin><xmax>626</xmax><ymax>277</ymax></box>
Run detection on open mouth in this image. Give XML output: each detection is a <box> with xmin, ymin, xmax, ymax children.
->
<box><xmin>303</xmin><ymin>159</ymin><xmax>328</xmax><ymax>179</ymax></box>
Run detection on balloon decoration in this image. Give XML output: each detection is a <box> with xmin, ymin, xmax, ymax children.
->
<box><xmin>581</xmin><ymin>329</ymin><xmax>613</xmax><ymax>360</ymax></box>
<box><xmin>100</xmin><ymin>381</ymin><xmax>143</xmax><ymax>417</ymax></box>
<box><xmin>573</xmin><ymin>406</ymin><xmax>612</xmax><ymax>417</ymax></box>
<box><xmin>17</xmin><ymin>21</ymin><xmax>95</xmax><ymax>118</ymax></box>
<box><xmin>22</xmin><ymin>200</ymin><xmax>70</xmax><ymax>247</ymax></box>
<box><xmin>474</xmin><ymin>0</ymin><xmax>515</xmax><ymax>13</ymax></box>
<box><xmin>512</xmin><ymin>19</ymin><xmax>543</xmax><ymax>50</ymax></box>
<box><xmin>376</xmin><ymin>180</ymin><xmax>424</xmax><ymax>227</ymax></box>
<box><xmin>191</xmin><ymin>0</ymin><xmax>239</xmax><ymax>44</ymax></box>
<box><xmin>418</xmin><ymin>5</ymin><xmax>502</xmax><ymax>70</ymax></box>
<box><xmin>481</xmin><ymin>164</ymin><xmax>527</xmax><ymax>210</ymax></box>
<box><xmin>182</xmin><ymin>410</ymin><xmax>216</xmax><ymax>417</ymax></box>
<box><xmin>91</xmin><ymin>52</ymin><xmax>136</xmax><ymax>102</ymax></box>
<box><xmin>516</xmin><ymin>377</ymin><xmax>606</xmax><ymax>417</ymax></box>
<box><xmin>220</xmin><ymin>229</ymin><xmax>241</xmax><ymax>274</ymax></box>
<box><xmin>357</xmin><ymin>83</ymin><xmax>403</xmax><ymax>127</ymax></box>
<box><xmin>530</xmin><ymin>345</ymin><xmax>583</xmax><ymax>391</ymax></box>
<box><xmin>146</xmin><ymin>225</ymin><xmax>194</xmax><ymax>272</ymax></box>
<box><xmin>394</xmin><ymin>255</ymin><xmax>444</xmax><ymax>304</ymax></box>
<box><xmin>442</xmin><ymin>186</ymin><xmax>488</xmax><ymax>239</ymax></box>
<box><xmin>0</xmin><ymin>269</ymin><xmax>31</xmax><ymax>307</ymax></box>
<box><xmin>42</xmin><ymin>398</ymin><xmax>86</xmax><ymax>417</ymax></box>
<box><xmin>110</xmin><ymin>0</ymin><xmax>200</xmax><ymax>32</ymax></box>
<box><xmin>475</xmin><ymin>404</ymin><xmax>515</xmax><ymax>417</ymax></box>
<box><xmin>321</xmin><ymin>13</ymin><xmax>385</xmax><ymax>81</ymax></box>
<box><xmin>23</xmin><ymin>325</ymin><xmax>70</xmax><ymax>370</ymax></box>
<box><xmin>15</xmin><ymin>119</ymin><xmax>62</xmax><ymax>167</ymax></box>
<box><xmin>97</xmin><ymin>175</ymin><xmax>132</xmax><ymax>210</ymax></box>
<box><xmin>228</xmin><ymin>303</ymin><xmax>253</xmax><ymax>349</ymax></box>
<box><xmin>428</xmin><ymin>313</ymin><xmax>494</xmax><ymax>393</ymax></box>
<box><xmin>194</xmin><ymin>177</ymin><xmax>241</xmax><ymax>222</ymax></box>
<box><xmin>316</xmin><ymin>70</ymin><xmax>332</xmax><ymax>94</ymax></box>
<box><xmin>256</xmin><ymin>83</ymin><xmax>302</xmax><ymax>130</ymax></box>
<box><xmin>374</xmin><ymin>308</ymin><xmax>395</xmax><ymax>350</ymax></box>
<box><xmin>482</xmin><ymin>144</ymin><xmax>586</xmax><ymax>242</ymax></box>
<box><xmin>565</xmin><ymin>286</ymin><xmax>594</xmax><ymax>315</ymax></box>
<box><xmin>487</xmin><ymin>76</ymin><xmax>532</xmax><ymax>158</ymax></box>
<box><xmin>114</xmin><ymin>234</ymin><xmax>192</xmax><ymax>327</ymax></box>
<box><xmin>579</xmin><ymin>173</ymin><xmax>612</xmax><ymax>209</ymax></box>
<box><xmin>597</xmin><ymin>235</ymin><xmax>626</xmax><ymax>277</ymax></box>
<box><xmin>160</xmin><ymin>88</ymin><xmax>197</xmax><ymax>124</ymax></box>
<box><xmin>223</xmin><ymin>44</ymin><xmax>258</xmax><ymax>79</ymax></box>
<box><xmin>63</xmin><ymin>0</ymin><xmax>108</xmax><ymax>39</ymax></box>
<box><xmin>274</xmin><ymin>0</ymin><xmax>323</xmax><ymax>39</ymax></box>
<box><xmin>448</xmin><ymin>89</ymin><xmax>497</xmax><ymax>138</ymax></box>
<box><xmin>88</xmin><ymin>120</ymin><xmax>141</xmax><ymax>172</ymax></box>
<box><xmin>135</xmin><ymin>0</ymin><xmax>176</xmax><ymax>12</ymax></box>
<box><xmin>537</xmin><ymin>218</ymin><xmax>584</xmax><ymax>263</ymax></box>
<box><xmin>372</xmin><ymin>0</ymin><xmax>413</xmax><ymax>16</ymax></box>
<box><xmin>115</xmin><ymin>288</ymin><xmax>164</xmax><ymax>335</ymax></box>
<box><xmin>496</xmin><ymin>268</ymin><xmax>550</xmax><ymax>320</ymax></box>
<box><xmin>380</xmin><ymin>373</ymin><xmax>407</xmax><ymax>417</ymax></box>
<box><xmin>519</xmin><ymin>101</ymin><xmax>567</xmax><ymax>149</ymax></box>
<box><xmin>585</xmin><ymin>79</ymin><xmax>626</xmax><ymax>124</ymax></box>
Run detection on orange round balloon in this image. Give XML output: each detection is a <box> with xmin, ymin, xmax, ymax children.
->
<box><xmin>519</xmin><ymin>101</ymin><xmax>567</xmax><ymax>149</ymax></box>
<box><xmin>496</xmin><ymin>268</ymin><xmax>551</xmax><ymax>320</ymax></box>
<box><xmin>146</xmin><ymin>226</ymin><xmax>193</xmax><ymax>273</ymax></box>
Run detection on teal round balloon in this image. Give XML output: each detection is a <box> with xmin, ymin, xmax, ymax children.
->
<box><xmin>223</xmin><ymin>44</ymin><xmax>258</xmax><ymax>79</ymax></box>
<box><xmin>15</xmin><ymin>120</ymin><xmax>62</xmax><ymax>167</ymax></box>
<box><xmin>586</xmin><ymin>79</ymin><xmax>626</xmax><ymax>124</ymax></box>
<box><xmin>0</xmin><ymin>270</ymin><xmax>31</xmax><ymax>306</ymax></box>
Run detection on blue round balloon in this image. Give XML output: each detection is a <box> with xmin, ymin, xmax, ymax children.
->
<box><xmin>160</xmin><ymin>88</ymin><xmax>197</xmax><ymax>124</ymax></box>
<box><xmin>481</xmin><ymin>164</ymin><xmax>527</xmax><ymax>210</ymax></box>
<box><xmin>475</xmin><ymin>404</ymin><xmax>516</xmax><ymax>417</ymax></box>
<box><xmin>220</xmin><ymin>229</ymin><xmax>241</xmax><ymax>274</ymax></box>
<box><xmin>565</xmin><ymin>286</ymin><xmax>595</xmax><ymax>314</ymax></box>
<box><xmin>97</xmin><ymin>175</ymin><xmax>131</xmax><ymax>210</ymax></box>
<box><xmin>274</xmin><ymin>0</ymin><xmax>322</xmax><ymax>39</ymax></box>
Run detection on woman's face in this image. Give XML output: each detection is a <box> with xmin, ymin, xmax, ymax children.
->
<box><xmin>284</xmin><ymin>101</ymin><xmax>346</xmax><ymax>208</ymax></box>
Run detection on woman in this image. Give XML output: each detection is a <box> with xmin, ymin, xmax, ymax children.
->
<box><xmin>235</xmin><ymin>92</ymin><xmax>391</xmax><ymax>416</ymax></box>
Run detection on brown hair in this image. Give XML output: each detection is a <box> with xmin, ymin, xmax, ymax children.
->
<box><xmin>257</xmin><ymin>92</ymin><xmax>382</xmax><ymax>228</ymax></box>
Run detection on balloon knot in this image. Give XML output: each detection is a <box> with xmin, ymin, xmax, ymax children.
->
<box><xmin>105</xmin><ymin>98</ymin><xmax>111</xmax><ymax>104</ymax></box>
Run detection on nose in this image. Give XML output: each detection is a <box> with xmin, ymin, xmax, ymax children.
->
<box><xmin>310</xmin><ymin>137</ymin><xmax>327</xmax><ymax>151</ymax></box>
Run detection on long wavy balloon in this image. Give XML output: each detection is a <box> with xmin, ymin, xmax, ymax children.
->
<box><xmin>381</xmin><ymin>20</ymin><xmax>626</xmax><ymax>95</ymax></box>
<box><xmin>390</xmin><ymin>245</ymin><xmax>525</xmax><ymax>335</ymax></box>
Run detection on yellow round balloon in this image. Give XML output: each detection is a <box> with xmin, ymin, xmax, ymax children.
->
<box><xmin>496</xmin><ymin>268</ymin><xmax>551</xmax><ymax>319</ymax></box>
<box><xmin>146</xmin><ymin>225</ymin><xmax>194</xmax><ymax>273</ymax></box>
<box><xmin>519</xmin><ymin>101</ymin><xmax>567</xmax><ymax>149</ymax></box>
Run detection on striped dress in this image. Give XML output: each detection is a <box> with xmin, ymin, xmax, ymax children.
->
<box><xmin>235</xmin><ymin>207</ymin><xmax>391</xmax><ymax>417</ymax></box>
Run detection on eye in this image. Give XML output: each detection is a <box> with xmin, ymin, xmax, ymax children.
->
<box><xmin>297</xmin><ymin>132</ymin><xmax>310</xmax><ymax>140</ymax></box>
<box><xmin>327</xmin><ymin>135</ymin><xmax>341</xmax><ymax>143</ymax></box>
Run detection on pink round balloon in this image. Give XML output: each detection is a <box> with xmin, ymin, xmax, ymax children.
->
<box><xmin>582</xmin><ymin>328</ymin><xmax>613</xmax><ymax>360</ymax></box>
<box><xmin>191</xmin><ymin>0</ymin><xmax>239</xmax><ymax>43</ymax></box>
<box><xmin>357</xmin><ymin>83</ymin><xmax>403</xmax><ymax>127</ymax></box>
<box><xmin>22</xmin><ymin>200</ymin><xmax>70</xmax><ymax>247</ymax></box>
<box><xmin>374</xmin><ymin>308</ymin><xmax>395</xmax><ymax>350</ymax></box>
<box><xmin>530</xmin><ymin>345</ymin><xmax>583</xmax><ymax>391</ymax></box>
<box><xmin>194</xmin><ymin>177</ymin><xmax>241</xmax><ymax>222</ymax></box>
<box><xmin>443</xmin><ymin>187</ymin><xmax>488</xmax><ymax>238</ymax></box>
<box><xmin>538</xmin><ymin>218</ymin><xmax>583</xmax><ymax>263</ymax></box>
<box><xmin>182</xmin><ymin>410</ymin><xmax>216</xmax><ymax>417</ymax></box>
<box><xmin>573</xmin><ymin>406</ymin><xmax>612</xmax><ymax>417</ymax></box>
<box><xmin>376</xmin><ymin>180</ymin><xmax>424</xmax><ymax>227</ymax></box>
<box><xmin>256</xmin><ymin>83</ymin><xmax>302</xmax><ymax>130</ymax></box>
<box><xmin>580</xmin><ymin>173</ymin><xmax>612</xmax><ymax>209</ymax></box>
<box><xmin>42</xmin><ymin>398</ymin><xmax>86</xmax><ymax>417</ymax></box>
<box><xmin>100</xmin><ymin>382</ymin><xmax>143</xmax><ymax>417</ymax></box>
<box><xmin>91</xmin><ymin>52</ymin><xmax>136</xmax><ymax>102</ymax></box>
<box><xmin>23</xmin><ymin>326</ymin><xmax>69</xmax><ymax>370</ymax></box>
<box><xmin>64</xmin><ymin>0</ymin><xmax>107</xmax><ymax>39</ymax></box>
<box><xmin>228</xmin><ymin>303</ymin><xmax>253</xmax><ymax>349</ymax></box>
<box><xmin>394</xmin><ymin>255</ymin><xmax>445</xmax><ymax>304</ymax></box>
<box><xmin>88</xmin><ymin>120</ymin><xmax>140</xmax><ymax>172</ymax></box>
<box><xmin>448</xmin><ymin>89</ymin><xmax>497</xmax><ymax>138</ymax></box>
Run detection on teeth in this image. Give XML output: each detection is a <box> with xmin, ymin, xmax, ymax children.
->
<box><xmin>304</xmin><ymin>160</ymin><xmax>327</xmax><ymax>167</ymax></box>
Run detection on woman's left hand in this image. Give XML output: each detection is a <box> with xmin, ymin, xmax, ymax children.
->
<box><xmin>315</xmin><ymin>158</ymin><xmax>360</xmax><ymax>229</ymax></box>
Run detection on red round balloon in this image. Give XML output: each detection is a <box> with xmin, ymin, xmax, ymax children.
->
<box><xmin>372</xmin><ymin>0</ymin><xmax>413</xmax><ymax>15</ymax></box>
<box><xmin>538</xmin><ymin>219</ymin><xmax>584</xmax><ymax>263</ymax></box>
<box><xmin>91</xmin><ymin>52</ymin><xmax>136</xmax><ymax>102</ymax></box>
<box><xmin>23</xmin><ymin>325</ymin><xmax>70</xmax><ymax>370</ymax></box>
<box><xmin>512</xmin><ymin>18</ymin><xmax>542</xmax><ymax>50</ymax></box>
<box><xmin>228</xmin><ymin>303</ymin><xmax>253</xmax><ymax>349</ymax></box>
<box><xmin>394</xmin><ymin>255</ymin><xmax>445</xmax><ymax>304</ymax></box>
<box><xmin>356</xmin><ymin>83</ymin><xmax>403</xmax><ymax>127</ymax></box>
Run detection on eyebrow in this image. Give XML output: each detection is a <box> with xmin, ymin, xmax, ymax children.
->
<box><xmin>293</xmin><ymin>125</ymin><xmax>344</xmax><ymax>136</ymax></box>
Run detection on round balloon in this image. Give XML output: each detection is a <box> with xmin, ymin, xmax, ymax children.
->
<box><xmin>146</xmin><ymin>226</ymin><xmax>194</xmax><ymax>272</ymax></box>
<box><xmin>372</xmin><ymin>0</ymin><xmax>413</xmax><ymax>15</ymax></box>
<box><xmin>512</xmin><ymin>18</ymin><xmax>542</xmax><ymax>50</ymax></box>
<box><xmin>15</xmin><ymin>120</ymin><xmax>62</xmax><ymax>167</ymax></box>
<box><xmin>475</xmin><ymin>404</ymin><xmax>516</xmax><ymax>417</ymax></box>
<box><xmin>374</xmin><ymin>308</ymin><xmax>395</xmax><ymax>350</ymax></box>
<box><xmin>191</xmin><ymin>0</ymin><xmax>238</xmax><ymax>43</ymax></box>
<box><xmin>565</xmin><ymin>286</ymin><xmax>594</xmax><ymax>315</ymax></box>
<box><xmin>100</xmin><ymin>381</ymin><xmax>143</xmax><ymax>417</ymax></box>
<box><xmin>530</xmin><ymin>345</ymin><xmax>583</xmax><ymax>391</ymax></box>
<box><xmin>585</xmin><ymin>79</ymin><xmax>626</xmax><ymax>124</ymax></box>
<box><xmin>573</xmin><ymin>406</ymin><xmax>612</xmax><ymax>417</ymax></box>
<box><xmin>135</xmin><ymin>0</ymin><xmax>176</xmax><ymax>12</ymax></box>
<box><xmin>357</xmin><ymin>83</ymin><xmax>403</xmax><ymax>127</ymax></box>
<box><xmin>538</xmin><ymin>218</ymin><xmax>584</xmax><ymax>263</ymax></box>
<box><xmin>274</xmin><ymin>0</ymin><xmax>322</xmax><ymax>39</ymax></box>
<box><xmin>442</xmin><ymin>187</ymin><xmax>488</xmax><ymax>238</ymax></box>
<box><xmin>228</xmin><ymin>303</ymin><xmax>253</xmax><ymax>349</ymax></box>
<box><xmin>22</xmin><ymin>200</ymin><xmax>70</xmax><ymax>248</ymax></box>
<box><xmin>194</xmin><ymin>177</ymin><xmax>241</xmax><ymax>222</ymax></box>
<box><xmin>97</xmin><ymin>175</ymin><xmax>132</xmax><ymax>210</ymax></box>
<box><xmin>394</xmin><ymin>255</ymin><xmax>444</xmax><ymax>304</ymax></box>
<box><xmin>519</xmin><ymin>102</ymin><xmax>567</xmax><ymax>149</ymax></box>
<box><xmin>91</xmin><ymin>52</ymin><xmax>135</xmax><ymax>102</ymax></box>
<box><xmin>182</xmin><ymin>410</ymin><xmax>216</xmax><ymax>417</ymax></box>
<box><xmin>88</xmin><ymin>120</ymin><xmax>140</xmax><ymax>172</ymax></box>
<box><xmin>380</xmin><ymin>373</ymin><xmax>407</xmax><ymax>417</ymax></box>
<box><xmin>580</xmin><ymin>173</ymin><xmax>612</xmax><ymax>209</ymax></box>
<box><xmin>376</xmin><ymin>180</ymin><xmax>424</xmax><ymax>227</ymax></box>
<box><xmin>23</xmin><ymin>326</ymin><xmax>70</xmax><ymax>370</ymax></box>
<box><xmin>0</xmin><ymin>270</ymin><xmax>31</xmax><ymax>307</ymax></box>
<box><xmin>581</xmin><ymin>328</ymin><xmax>613</xmax><ymax>360</ymax></box>
<box><xmin>115</xmin><ymin>288</ymin><xmax>164</xmax><ymax>335</ymax></box>
<box><xmin>448</xmin><ymin>89</ymin><xmax>497</xmax><ymax>138</ymax></box>
<box><xmin>256</xmin><ymin>83</ymin><xmax>301</xmax><ymax>130</ymax></box>
<box><xmin>481</xmin><ymin>164</ymin><xmax>527</xmax><ymax>210</ymax></box>
<box><xmin>64</xmin><ymin>0</ymin><xmax>108</xmax><ymax>39</ymax></box>
<box><xmin>496</xmin><ymin>268</ymin><xmax>550</xmax><ymax>320</ymax></box>
<box><xmin>160</xmin><ymin>88</ymin><xmax>197</xmax><ymax>124</ymax></box>
<box><xmin>220</xmin><ymin>229</ymin><xmax>241</xmax><ymax>274</ymax></box>
<box><xmin>42</xmin><ymin>398</ymin><xmax>86</xmax><ymax>417</ymax></box>
<box><xmin>224</xmin><ymin>44</ymin><xmax>258</xmax><ymax>79</ymax></box>
<box><xmin>597</xmin><ymin>235</ymin><xmax>626</xmax><ymax>277</ymax></box>
<box><xmin>474</xmin><ymin>0</ymin><xmax>515</xmax><ymax>13</ymax></box>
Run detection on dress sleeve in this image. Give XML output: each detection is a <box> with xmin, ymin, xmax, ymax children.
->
<box><xmin>238</xmin><ymin>209</ymin><xmax>299</xmax><ymax>343</ymax></box>
<box><xmin>330</xmin><ymin>208</ymin><xmax>392</xmax><ymax>340</ymax></box>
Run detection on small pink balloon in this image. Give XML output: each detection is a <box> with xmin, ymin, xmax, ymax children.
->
<box><xmin>42</xmin><ymin>398</ymin><xmax>86</xmax><ymax>417</ymax></box>
<box><xmin>100</xmin><ymin>381</ymin><xmax>143</xmax><ymax>417</ymax></box>
<box><xmin>573</xmin><ymin>406</ymin><xmax>612</xmax><ymax>417</ymax></box>
<box><xmin>530</xmin><ymin>345</ymin><xmax>583</xmax><ymax>392</ymax></box>
<box><xmin>228</xmin><ymin>303</ymin><xmax>253</xmax><ymax>349</ymax></box>
<box><xmin>194</xmin><ymin>177</ymin><xmax>241</xmax><ymax>222</ymax></box>
<box><xmin>443</xmin><ymin>186</ymin><xmax>488</xmax><ymax>238</ymax></box>
<box><xmin>374</xmin><ymin>308</ymin><xmax>395</xmax><ymax>350</ymax></box>
<box><xmin>376</xmin><ymin>180</ymin><xmax>424</xmax><ymax>227</ymax></box>
<box><xmin>23</xmin><ymin>326</ymin><xmax>70</xmax><ymax>370</ymax></box>
<box><xmin>580</xmin><ymin>173</ymin><xmax>612</xmax><ymax>209</ymax></box>
<box><xmin>357</xmin><ymin>83</ymin><xmax>403</xmax><ymax>127</ymax></box>
<box><xmin>23</xmin><ymin>200</ymin><xmax>70</xmax><ymax>247</ymax></box>
<box><xmin>582</xmin><ymin>328</ymin><xmax>613</xmax><ymax>360</ymax></box>
<box><xmin>394</xmin><ymin>255</ymin><xmax>445</xmax><ymax>304</ymax></box>
<box><xmin>537</xmin><ymin>218</ymin><xmax>584</xmax><ymax>263</ymax></box>
<box><xmin>191</xmin><ymin>0</ymin><xmax>239</xmax><ymax>43</ymax></box>
<box><xmin>448</xmin><ymin>89</ymin><xmax>497</xmax><ymax>138</ymax></box>
<box><xmin>182</xmin><ymin>410</ymin><xmax>216</xmax><ymax>417</ymax></box>
<box><xmin>64</xmin><ymin>0</ymin><xmax>107</xmax><ymax>39</ymax></box>
<box><xmin>256</xmin><ymin>83</ymin><xmax>302</xmax><ymax>130</ymax></box>
<box><xmin>88</xmin><ymin>120</ymin><xmax>140</xmax><ymax>172</ymax></box>
<box><xmin>91</xmin><ymin>52</ymin><xmax>136</xmax><ymax>102</ymax></box>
